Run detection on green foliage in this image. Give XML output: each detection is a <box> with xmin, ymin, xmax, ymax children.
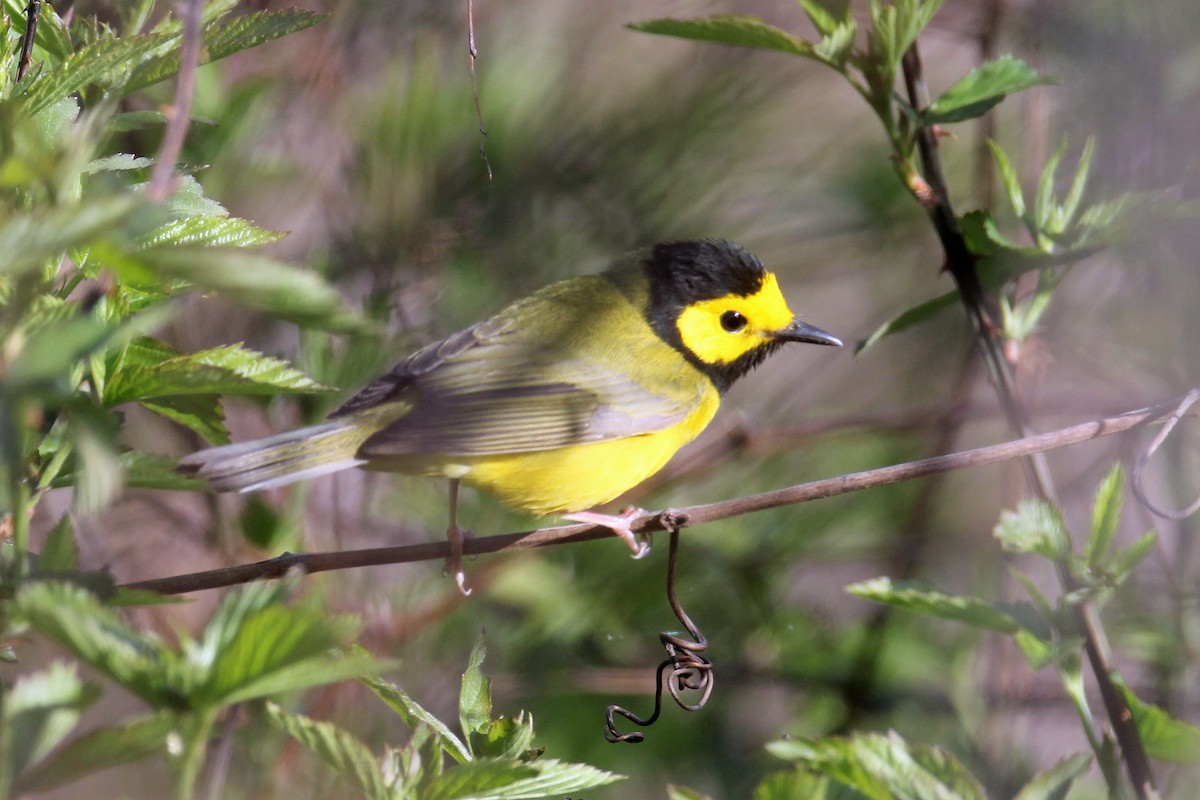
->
<box><xmin>268</xmin><ymin>638</ymin><xmax>621</xmax><ymax>799</ymax></box>
<box><xmin>924</xmin><ymin>55</ymin><xmax>1054</xmax><ymax>124</ymax></box>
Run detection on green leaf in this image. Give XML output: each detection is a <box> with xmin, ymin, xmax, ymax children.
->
<box><xmin>994</xmin><ymin>499</ymin><xmax>1071</xmax><ymax>561</ymax></box>
<box><xmin>425</xmin><ymin>758</ymin><xmax>622</xmax><ymax>800</ymax></box>
<box><xmin>768</xmin><ymin>730</ymin><xmax>984</xmax><ymax>800</ymax></box>
<box><xmin>18</xmin><ymin>32</ymin><xmax>175</xmax><ymax>115</ymax></box>
<box><xmin>959</xmin><ymin>209</ymin><xmax>1023</xmax><ymax>259</ymax></box>
<box><xmin>847</xmin><ymin>577</ymin><xmax>1021</xmax><ymax>634</ymax></box>
<box><xmin>630</xmin><ymin>16</ymin><xmax>817</xmax><ymax>59</ymax></box>
<box><xmin>1034</xmin><ymin>138</ymin><xmax>1068</xmax><ymax>234</ymax></box>
<box><xmin>13</xmin><ymin>582</ymin><xmax>187</xmax><ymax>708</ymax></box>
<box><xmin>798</xmin><ymin>0</ymin><xmax>851</xmax><ymax>36</ymax></box>
<box><xmin>1109</xmin><ymin>530</ymin><xmax>1158</xmax><ymax>584</ymax></box>
<box><xmin>139</xmin><ymin>216</ymin><xmax>287</xmax><ymax>249</ymax></box>
<box><xmin>120</xmin><ymin>450</ymin><xmax>207</xmax><ymax>491</ymax></box>
<box><xmin>125</xmin><ymin>9</ymin><xmax>326</xmax><ymax>92</ymax></box>
<box><xmin>669</xmin><ymin>783</ymin><xmax>716</xmax><ymax>800</ymax></box>
<box><xmin>925</xmin><ymin>55</ymin><xmax>1052</xmax><ymax>124</ymax></box>
<box><xmin>1086</xmin><ymin>464</ymin><xmax>1124</xmax><ymax>567</ymax></box>
<box><xmin>460</xmin><ymin>635</ymin><xmax>492</xmax><ymax>758</ymax></box>
<box><xmin>264</xmin><ymin>703</ymin><xmax>389</xmax><ymax>800</ymax></box>
<box><xmin>0</xmin><ymin>194</ymin><xmax>152</xmax><ymax>279</ymax></box>
<box><xmin>815</xmin><ymin>20</ymin><xmax>857</xmax><ymax>67</ymax></box>
<box><xmin>2</xmin><ymin>661</ymin><xmax>100</xmax><ymax>783</ymax></box>
<box><xmin>15</xmin><ymin>713</ymin><xmax>176</xmax><ymax>794</ymax></box>
<box><xmin>988</xmin><ymin>140</ymin><xmax>1027</xmax><ymax>220</ymax></box>
<box><xmin>1118</xmin><ymin>685</ymin><xmax>1200</xmax><ymax>763</ymax></box>
<box><xmin>1012</xmin><ymin>753</ymin><xmax>1092</xmax><ymax>800</ymax></box>
<box><xmin>855</xmin><ymin>291</ymin><xmax>957</xmax><ymax>354</ymax></box>
<box><xmin>1059</xmin><ymin>137</ymin><xmax>1095</xmax><ymax>229</ymax></box>
<box><xmin>364</xmin><ymin>675</ymin><xmax>473</xmax><ymax>764</ymax></box>
<box><xmin>37</xmin><ymin>515</ymin><xmax>79</xmax><ymax>572</ymax></box>
<box><xmin>3</xmin><ymin>0</ymin><xmax>72</xmax><ymax>61</ymax></box>
<box><xmin>118</xmin><ymin>247</ymin><xmax>364</xmax><ymax>331</ymax></box>
<box><xmin>868</xmin><ymin>0</ymin><xmax>944</xmax><ymax>72</ymax></box>
<box><xmin>85</xmin><ymin>154</ymin><xmax>154</xmax><ymax>174</ymax></box>
<box><xmin>140</xmin><ymin>395</ymin><xmax>228</xmax><ymax>444</ymax></box>
<box><xmin>106</xmin><ymin>342</ymin><xmax>330</xmax><ymax>407</ymax></box>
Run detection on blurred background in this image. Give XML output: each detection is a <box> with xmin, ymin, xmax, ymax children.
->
<box><xmin>36</xmin><ymin>0</ymin><xmax>1200</xmax><ymax>796</ymax></box>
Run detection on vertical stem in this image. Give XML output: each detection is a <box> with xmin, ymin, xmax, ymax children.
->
<box><xmin>176</xmin><ymin>708</ymin><xmax>217</xmax><ymax>800</ymax></box>
<box><xmin>899</xmin><ymin>40</ymin><xmax>1156</xmax><ymax>799</ymax></box>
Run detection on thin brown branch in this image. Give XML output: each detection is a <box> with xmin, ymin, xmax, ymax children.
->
<box><xmin>120</xmin><ymin>395</ymin><xmax>1187</xmax><ymax>597</ymax></box>
<box><xmin>467</xmin><ymin>0</ymin><xmax>493</xmax><ymax>180</ymax></box>
<box><xmin>147</xmin><ymin>0</ymin><xmax>204</xmax><ymax>202</ymax></box>
<box><xmin>16</xmin><ymin>0</ymin><xmax>40</xmax><ymax>82</ymax></box>
<box><xmin>901</xmin><ymin>41</ymin><xmax>1157</xmax><ymax>799</ymax></box>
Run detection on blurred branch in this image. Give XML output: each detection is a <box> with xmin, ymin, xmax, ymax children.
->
<box><xmin>467</xmin><ymin>0</ymin><xmax>492</xmax><ymax>180</ymax></box>
<box><xmin>901</xmin><ymin>41</ymin><xmax>1157</xmax><ymax>800</ymax></box>
<box><xmin>147</xmin><ymin>0</ymin><xmax>204</xmax><ymax>202</ymax></box>
<box><xmin>121</xmin><ymin>395</ymin><xmax>1190</xmax><ymax>596</ymax></box>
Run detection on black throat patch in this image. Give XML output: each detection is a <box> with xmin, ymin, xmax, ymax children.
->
<box><xmin>643</xmin><ymin>239</ymin><xmax>777</xmax><ymax>394</ymax></box>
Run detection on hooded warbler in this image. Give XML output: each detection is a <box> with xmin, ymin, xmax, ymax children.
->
<box><xmin>180</xmin><ymin>239</ymin><xmax>841</xmax><ymax>590</ymax></box>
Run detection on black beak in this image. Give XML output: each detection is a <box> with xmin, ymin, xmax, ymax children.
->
<box><xmin>774</xmin><ymin>319</ymin><xmax>843</xmax><ymax>347</ymax></box>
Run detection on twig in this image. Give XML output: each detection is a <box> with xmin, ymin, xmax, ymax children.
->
<box><xmin>901</xmin><ymin>41</ymin><xmax>1157</xmax><ymax>799</ymax></box>
<box><xmin>147</xmin><ymin>0</ymin><xmax>204</xmax><ymax>202</ymax></box>
<box><xmin>467</xmin><ymin>0</ymin><xmax>493</xmax><ymax>180</ymax></box>
<box><xmin>16</xmin><ymin>0</ymin><xmax>40</xmax><ymax>82</ymax></box>
<box><xmin>120</xmin><ymin>396</ymin><xmax>1187</xmax><ymax>596</ymax></box>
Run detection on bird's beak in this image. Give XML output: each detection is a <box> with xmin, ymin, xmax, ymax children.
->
<box><xmin>773</xmin><ymin>319</ymin><xmax>843</xmax><ymax>347</ymax></box>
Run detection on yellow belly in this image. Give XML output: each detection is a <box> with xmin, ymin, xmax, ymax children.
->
<box><xmin>453</xmin><ymin>387</ymin><xmax>720</xmax><ymax>516</ymax></box>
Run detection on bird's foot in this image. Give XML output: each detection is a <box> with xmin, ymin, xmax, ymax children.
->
<box><xmin>563</xmin><ymin>507</ymin><xmax>651</xmax><ymax>558</ymax></box>
<box><xmin>443</xmin><ymin>525</ymin><xmax>474</xmax><ymax>596</ymax></box>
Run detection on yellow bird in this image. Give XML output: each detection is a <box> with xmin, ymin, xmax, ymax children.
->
<box><xmin>180</xmin><ymin>239</ymin><xmax>841</xmax><ymax>591</ymax></box>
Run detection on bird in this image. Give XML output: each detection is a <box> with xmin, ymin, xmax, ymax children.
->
<box><xmin>179</xmin><ymin>239</ymin><xmax>842</xmax><ymax>593</ymax></box>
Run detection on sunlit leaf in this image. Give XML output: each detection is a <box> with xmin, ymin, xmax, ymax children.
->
<box><xmin>798</xmin><ymin>0</ymin><xmax>851</xmax><ymax>36</ymax></box>
<box><xmin>630</xmin><ymin>16</ymin><xmax>816</xmax><ymax>59</ymax></box>
<box><xmin>988</xmin><ymin>139</ymin><xmax>1027</xmax><ymax>221</ymax></box>
<box><xmin>139</xmin><ymin>216</ymin><xmax>287</xmax><ymax>249</ymax></box>
<box><xmin>925</xmin><ymin>55</ymin><xmax>1051</xmax><ymax>124</ymax></box>
<box><xmin>140</xmin><ymin>395</ymin><xmax>228</xmax><ymax>444</ymax></box>
<box><xmin>19</xmin><ymin>32</ymin><xmax>175</xmax><ymax>115</ymax></box>
<box><xmin>1086</xmin><ymin>464</ymin><xmax>1124</xmax><ymax>568</ymax></box>
<box><xmin>847</xmin><ymin>577</ymin><xmax>1022</xmax><ymax>634</ymax></box>
<box><xmin>424</xmin><ymin>758</ymin><xmax>622</xmax><ymax>800</ymax></box>
<box><xmin>125</xmin><ymin>9</ymin><xmax>327</xmax><ymax>92</ymax></box>
<box><xmin>994</xmin><ymin>499</ymin><xmax>1071</xmax><ymax>561</ymax></box>
<box><xmin>2</xmin><ymin>661</ymin><xmax>100</xmax><ymax>783</ymax></box>
<box><xmin>264</xmin><ymin>703</ymin><xmax>389</xmax><ymax>800</ymax></box>
<box><xmin>364</xmin><ymin>675</ymin><xmax>473</xmax><ymax>764</ymax></box>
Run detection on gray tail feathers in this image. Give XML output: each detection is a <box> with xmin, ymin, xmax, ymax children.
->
<box><xmin>178</xmin><ymin>419</ymin><xmax>374</xmax><ymax>493</ymax></box>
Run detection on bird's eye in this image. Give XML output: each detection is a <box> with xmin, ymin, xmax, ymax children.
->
<box><xmin>720</xmin><ymin>310</ymin><xmax>747</xmax><ymax>333</ymax></box>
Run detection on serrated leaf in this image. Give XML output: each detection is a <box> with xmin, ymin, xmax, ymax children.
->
<box><xmin>125</xmin><ymin>9</ymin><xmax>326</xmax><ymax>92</ymax></box>
<box><xmin>106</xmin><ymin>343</ymin><xmax>329</xmax><ymax>408</ymax></box>
<box><xmin>1086</xmin><ymin>464</ymin><xmax>1124</xmax><ymax>567</ymax></box>
<box><xmin>768</xmin><ymin>730</ymin><xmax>984</xmax><ymax>800</ymax></box>
<box><xmin>13</xmin><ymin>582</ymin><xmax>188</xmax><ymax>707</ymax></box>
<box><xmin>1118</xmin><ymin>685</ymin><xmax>1200</xmax><ymax>763</ymax></box>
<box><xmin>460</xmin><ymin>635</ymin><xmax>492</xmax><ymax>758</ymax></box>
<box><xmin>425</xmin><ymin>758</ymin><xmax>622</xmax><ymax>800</ymax></box>
<box><xmin>19</xmin><ymin>32</ymin><xmax>175</xmax><ymax>115</ymax></box>
<box><xmin>264</xmin><ymin>703</ymin><xmax>389</xmax><ymax>800</ymax></box>
<box><xmin>848</xmin><ymin>577</ymin><xmax>1021</xmax><ymax>634</ymax></box>
<box><xmin>815</xmin><ymin>20</ymin><xmax>857</xmax><ymax>67</ymax></box>
<box><xmin>1012</xmin><ymin>753</ymin><xmax>1092</xmax><ymax>800</ymax></box>
<box><xmin>364</xmin><ymin>675</ymin><xmax>473</xmax><ymax>764</ymax></box>
<box><xmin>798</xmin><ymin>0</ymin><xmax>851</xmax><ymax>36</ymax></box>
<box><xmin>119</xmin><ymin>247</ymin><xmax>364</xmax><ymax>331</ymax></box>
<box><xmin>855</xmin><ymin>291</ymin><xmax>957</xmax><ymax>354</ymax></box>
<box><xmin>0</xmin><ymin>194</ymin><xmax>152</xmax><ymax>279</ymax></box>
<box><xmin>85</xmin><ymin>154</ymin><xmax>153</xmax><ymax>174</ymax></box>
<box><xmin>139</xmin><ymin>216</ymin><xmax>287</xmax><ymax>249</ymax></box>
<box><xmin>2</xmin><ymin>661</ymin><xmax>100</xmax><ymax>783</ymax></box>
<box><xmin>630</xmin><ymin>15</ymin><xmax>817</xmax><ymax>59</ymax></box>
<box><xmin>994</xmin><ymin>499</ymin><xmax>1071</xmax><ymax>561</ymax></box>
<box><xmin>925</xmin><ymin>55</ymin><xmax>1052</xmax><ymax>124</ymax></box>
<box><xmin>15</xmin><ymin>712</ymin><xmax>176</xmax><ymax>793</ymax></box>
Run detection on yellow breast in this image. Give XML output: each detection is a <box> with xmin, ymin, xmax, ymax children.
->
<box><xmin>456</xmin><ymin>383</ymin><xmax>720</xmax><ymax>516</ymax></box>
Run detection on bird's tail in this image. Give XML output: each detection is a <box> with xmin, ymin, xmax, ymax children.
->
<box><xmin>178</xmin><ymin>412</ymin><xmax>391</xmax><ymax>493</ymax></box>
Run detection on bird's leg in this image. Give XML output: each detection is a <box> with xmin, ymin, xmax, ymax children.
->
<box><xmin>562</xmin><ymin>507</ymin><xmax>651</xmax><ymax>559</ymax></box>
<box><xmin>444</xmin><ymin>478</ymin><xmax>472</xmax><ymax>596</ymax></box>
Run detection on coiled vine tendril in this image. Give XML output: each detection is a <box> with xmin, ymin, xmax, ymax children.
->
<box><xmin>605</xmin><ymin>524</ymin><xmax>713</xmax><ymax>743</ymax></box>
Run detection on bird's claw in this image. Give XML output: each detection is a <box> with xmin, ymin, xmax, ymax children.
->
<box><xmin>444</xmin><ymin>526</ymin><xmax>473</xmax><ymax>597</ymax></box>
